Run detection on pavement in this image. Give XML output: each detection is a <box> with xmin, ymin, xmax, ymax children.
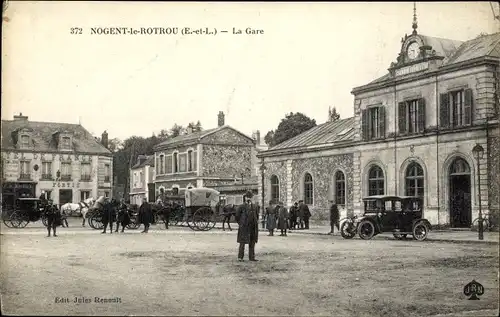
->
<box><xmin>1</xmin><ymin>218</ymin><xmax>498</xmax><ymax>244</ymax></box>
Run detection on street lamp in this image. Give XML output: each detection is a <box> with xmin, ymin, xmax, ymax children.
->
<box><xmin>472</xmin><ymin>143</ymin><xmax>484</xmax><ymax>240</ymax></box>
<box><xmin>259</xmin><ymin>160</ymin><xmax>267</xmax><ymax>227</ymax></box>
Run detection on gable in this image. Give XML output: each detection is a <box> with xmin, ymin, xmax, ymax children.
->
<box><xmin>200</xmin><ymin>127</ymin><xmax>254</xmax><ymax>146</ymax></box>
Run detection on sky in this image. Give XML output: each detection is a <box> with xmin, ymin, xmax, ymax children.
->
<box><xmin>2</xmin><ymin>1</ymin><xmax>499</xmax><ymax>141</ymax></box>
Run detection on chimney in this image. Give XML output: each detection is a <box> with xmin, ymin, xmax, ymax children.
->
<box><xmin>187</xmin><ymin>126</ymin><xmax>193</xmax><ymax>134</ymax></box>
<box><xmin>101</xmin><ymin>130</ymin><xmax>109</xmax><ymax>148</ymax></box>
<box><xmin>13</xmin><ymin>113</ymin><xmax>28</xmax><ymax>121</ymax></box>
<box><xmin>218</xmin><ymin>111</ymin><xmax>225</xmax><ymax>127</ymax></box>
<box><xmin>255</xmin><ymin>130</ymin><xmax>261</xmax><ymax>145</ymax></box>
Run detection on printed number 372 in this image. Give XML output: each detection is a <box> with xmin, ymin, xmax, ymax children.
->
<box><xmin>70</xmin><ymin>28</ymin><xmax>83</xmax><ymax>35</ymax></box>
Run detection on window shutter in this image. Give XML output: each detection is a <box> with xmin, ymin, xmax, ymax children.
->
<box><xmin>464</xmin><ymin>88</ymin><xmax>473</xmax><ymax>125</ymax></box>
<box><xmin>379</xmin><ymin>106</ymin><xmax>386</xmax><ymax>138</ymax></box>
<box><xmin>361</xmin><ymin>109</ymin><xmax>368</xmax><ymax>140</ymax></box>
<box><xmin>439</xmin><ymin>93</ymin><xmax>450</xmax><ymax>129</ymax></box>
<box><xmin>398</xmin><ymin>102</ymin><xmax>407</xmax><ymax>135</ymax></box>
<box><xmin>418</xmin><ymin>98</ymin><xmax>426</xmax><ymax>132</ymax></box>
<box><xmin>193</xmin><ymin>151</ymin><xmax>197</xmax><ymax>171</ymax></box>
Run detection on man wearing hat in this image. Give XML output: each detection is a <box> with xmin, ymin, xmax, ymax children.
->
<box><xmin>44</xmin><ymin>199</ymin><xmax>62</xmax><ymax>237</ymax></box>
<box><xmin>235</xmin><ymin>191</ymin><xmax>259</xmax><ymax>261</ymax></box>
<box><xmin>277</xmin><ymin>201</ymin><xmax>289</xmax><ymax>236</ymax></box>
<box><xmin>328</xmin><ymin>200</ymin><xmax>340</xmax><ymax>235</ymax></box>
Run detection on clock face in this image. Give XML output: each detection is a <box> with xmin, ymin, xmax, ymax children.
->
<box><xmin>407</xmin><ymin>42</ymin><xmax>420</xmax><ymax>60</ymax></box>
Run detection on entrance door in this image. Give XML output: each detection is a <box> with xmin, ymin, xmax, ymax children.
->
<box><xmin>59</xmin><ymin>189</ymin><xmax>73</xmax><ymax>205</ymax></box>
<box><xmin>449</xmin><ymin>158</ymin><xmax>472</xmax><ymax>228</ymax></box>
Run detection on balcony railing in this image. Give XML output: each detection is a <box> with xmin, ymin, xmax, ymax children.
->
<box><xmin>41</xmin><ymin>174</ymin><xmax>53</xmax><ymax>180</ymax></box>
<box><xmin>104</xmin><ymin>176</ymin><xmax>110</xmax><ymax>182</ymax></box>
<box><xmin>81</xmin><ymin>175</ymin><xmax>92</xmax><ymax>181</ymax></box>
<box><xmin>19</xmin><ymin>173</ymin><xmax>31</xmax><ymax>180</ymax></box>
<box><xmin>60</xmin><ymin>175</ymin><xmax>72</xmax><ymax>181</ymax></box>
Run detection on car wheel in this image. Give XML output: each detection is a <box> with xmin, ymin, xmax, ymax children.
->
<box><xmin>412</xmin><ymin>221</ymin><xmax>428</xmax><ymax>241</ymax></box>
<box><xmin>358</xmin><ymin>220</ymin><xmax>375</xmax><ymax>240</ymax></box>
<box><xmin>393</xmin><ymin>233</ymin><xmax>407</xmax><ymax>240</ymax></box>
<box><xmin>340</xmin><ymin>221</ymin><xmax>356</xmax><ymax>239</ymax></box>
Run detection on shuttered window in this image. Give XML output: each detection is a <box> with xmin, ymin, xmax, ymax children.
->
<box><xmin>362</xmin><ymin>106</ymin><xmax>386</xmax><ymax>141</ymax></box>
<box><xmin>304</xmin><ymin>173</ymin><xmax>314</xmax><ymax>205</ymax></box>
<box><xmin>270</xmin><ymin>175</ymin><xmax>280</xmax><ymax>203</ymax></box>
<box><xmin>398</xmin><ymin>98</ymin><xmax>426</xmax><ymax>135</ymax></box>
<box><xmin>335</xmin><ymin>171</ymin><xmax>346</xmax><ymax>206</ymax></box>
<box><xmin>440</xmin><ymin>89</ymin><xmax>473</xmax><ymax>129</ymax></box>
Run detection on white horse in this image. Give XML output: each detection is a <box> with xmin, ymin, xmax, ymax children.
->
<box><xmin>60</xmin><ymin>197</ymin><xmax>95</xmax><ymax>227</ymax></box>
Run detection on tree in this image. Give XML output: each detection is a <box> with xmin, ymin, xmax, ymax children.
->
<box><xmin>264</xmin><ymin>112</ymin><xmax>317</xmax><ymax>147</ymax></box>
<box><xmin>187</xmin><ymin>120</ymin><xmax>203</xmax><ymax>132</ymax></box>
<box><xmin>328</xmin><ymin>106</ymin><xmax>341</xmax><ymax>123</ymax></box>
<box><xmin>170</xmin><ymin>124</ymin><xmax>185</xmax><ymax>137</ymax></box>
<box><xmin>94</xmin><ymin>136</ymin><xmax>123</xmax><ymax>152</ymax></box>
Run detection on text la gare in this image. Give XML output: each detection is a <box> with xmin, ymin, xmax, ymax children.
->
<box><xmin>233</xmin><ymin>27</ymin><xmax>264</xmax><ymax>35</ymax></box>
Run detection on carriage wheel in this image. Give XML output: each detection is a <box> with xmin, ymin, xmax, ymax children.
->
<box><xmin>10</xmin><ymin>212</ymin><xmax>29</xmax><ymax>229</ymax></box>
<box><xmin>2</xmin><ymin>211</ymin><xmax>14</xmax><ymax>228</ymax></box>
<box><xmin>41</xmin><ymin>216</ymin><xmax>48</xmax><ymax>227</ymax></box>
<box><xmin>90</xmin><ymin>214</ymin><xmax>103</xmax><ymax>230</ymax></box>
<box><xmin>193</xmin><ymin>207</ymin><xmax>214</xmax><ymax>231</ymax></box>
<box><xmin>126</xmin><ymin>215</ymin><xmax>140</xmax><ymax>229</ymax></box>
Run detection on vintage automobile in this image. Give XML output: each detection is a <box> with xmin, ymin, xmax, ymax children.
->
<box><xmin>340</xmin><ymin>195</ymin><xmax>431</xmax><ymax>241</ymax></box>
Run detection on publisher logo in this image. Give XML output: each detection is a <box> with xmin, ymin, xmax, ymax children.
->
<box><xmin>463</xmin><ymin>280</ymin><xmax>484</xmax><ymax>300</ymax></box>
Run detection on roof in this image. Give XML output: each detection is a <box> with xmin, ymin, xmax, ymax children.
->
<box><xmin>154</xmin><ymin>127</ymin><xmax>219</xmax><ymax>149</ymax></box>
<box><xmin>154</xmin><ymin>125</ymin><xmax>254</xmax><ymax>150</ymax></box>
<box><xmin>131</xmin><ymin>155</ymin><xmax>154</xmax><ymax>169</ymax></box>
<box><xmin>357</xmin><ymin>32</ymin><xmax>500</xmax><ymax>89</ymax></box>
<box><xmin>1</xmin><ymin>119</ymin><xmax>111</xmax><ymax>155</ymax></box>
<box><xmin>444</xmin><ymin>32</ymin><xmax>500</xmax><ymax>65</ymax></box>
<box><xmin>267</xmin><ymin>117</ymin><xmax>355</xmax><ymax>151</ymax></box>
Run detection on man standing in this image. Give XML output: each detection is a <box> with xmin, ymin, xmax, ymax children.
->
<box><xmin>44</xmin><ymin>200</ymin><xmax>61</xmax><ymax>237</ymax></box>
<box><xmin>265</xmin><ymin>200</ymin><xmax>277</xmax><ymax>236</ymax></box>
<box><xmin>289</xmin><ymin>202</ymin><xmax>298</xmax><ymax>230</ymax></box>
<box><xmin>236</xmin><ymin>192</ymin><xmax>259</xmax><ymax>262</ymax></box>
<box><xmin>298</xmin><ymin>200</ymin><xmax>305</xmax><ymax>229</ymax></box>
<box><xmin>115</xmin><ymin>199</ymin><xmax>131</xmax><ymax>233</ymax></box>
<box><xmin>139</xmin><ymin>197</ymin><xmax>153</xmax><ymax>233</ymax></box>
<box><xmin>328</xmin><ymin>201</ymin><xmax>340</xmax><ymax>235</ymax></box>
<box><xmin>299</xmin><ymin>200</ymin><xmax>311</xmax><ymax>230</ymax></box>
<box><xmin>277</xmin><ymin>202</ymin><xmax>289</xmax><ymax>236</ymax></box>
<box><xmin>101</xmin><ymin>199</ymin><xmax>116</xmax><ymax>234</ymax></box>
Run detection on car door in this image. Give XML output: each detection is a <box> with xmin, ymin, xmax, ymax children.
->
<box><xmin>379</xmin><ymin>200</ymin><xmax>397</xmax><ymax>231</ymax></box>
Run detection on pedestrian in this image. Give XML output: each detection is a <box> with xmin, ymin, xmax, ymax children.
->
<box><xmin>299</xmin><ymin>200</ymin><xmax>311</xmax><ymax>229</ymax></box>
<box><xmin>289</xmin><ymin>202</ymin><xmax>298</xmax><ymax>230</ymax></box>
<box><xmin>138</xmin><ymin>197</ymin><xmax>153</xmax><ymax>233</ymax></box>
<box><xmin>298</xmin><ymin>200</ymin><xmax>305</xmax><ymax>229</ymax></box>
<box><xmin>115</xmin><ymin>199</ymin><xmax>131</xmax><ymax>233</ymax></box>
<box><xmin>328</xmin><ymin>201</ymin><xmax>340</xmax><ymax>235</ymax></box>
<box><xmin>44</xmin><ymin>200</ymin><xmax>62</xmax><ymax>237</ymax></box>
<box><xmin>101</xmin><ymin>199</ymin><xmax>116</xmax><ymax>234</ymax></box>
<box><xmin>235</xmin><ymin>192</ymin><xmax>259</xmax><ymax>262</ymax></box>
<box><xmin>265</xmin><ymin>200</ymin><xmax>277</xmax><ymax>236</ymax></box>
<box><xmin>159</xmin><ymin>198</ymin><xmax>171</xmax><ymax>230</ymax></box>
<box><xmin>277</xmin><ymin>201</ymin><xmax>289</xmax><ymax>236</ymax></box>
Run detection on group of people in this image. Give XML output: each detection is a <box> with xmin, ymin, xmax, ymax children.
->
<box><xmin>263</xmin><ymin>200</ymin><xmax>312</xmax><ymax>236</ymax></box>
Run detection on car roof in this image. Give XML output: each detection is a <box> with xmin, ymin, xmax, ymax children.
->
<box><xmin>362</xmin><ymin>195</ymin><xmax>420</xmax><ymax>201</ymax></box>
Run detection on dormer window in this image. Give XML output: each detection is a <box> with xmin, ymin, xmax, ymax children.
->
<box><xmin>61</xmin><ymin>136</ymin><xmax>71</xmax><ymax>149</ymax></box>
<box><xmin>20</xmin><ymin>135</ymin><xmax>30</xmax><ymax>149</ymax></box>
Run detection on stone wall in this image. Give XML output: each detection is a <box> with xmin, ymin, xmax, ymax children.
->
<box><xmin>202</xmin><ymin>145</ymin><xmax>252</xmax><ymax>178</ymax></box>
<box><xmin>488</xmin><ymin>132</ymin><xmax>500</xmax><ymax>227</ymax></box>
<box><xmin>201</xmin><ymin>128</ymin><xmax>254</xmax><ymax>146</ymax></box>
<box><xmin>262</xmin><ymin>161</ymin><xmax>288</xmax><ymax>206</ymax></box>
<box><xmin>291</xmin><ymin>153</ymin><xmax>354</xmax><ymax>220</ymax></box>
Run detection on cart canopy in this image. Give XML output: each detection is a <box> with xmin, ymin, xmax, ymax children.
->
<box><xmin>184</xmin><ymin>188</ymin><xmax>220</xmax><ymax>207</ymax></box>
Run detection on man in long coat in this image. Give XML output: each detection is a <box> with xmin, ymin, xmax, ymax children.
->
<box><xmin>265</xmin><ymin>201</ymin><xmax>277</xmax><ymax>236</ymax></box>
<box><xmin>298</xmin><ymin>200</ymin><xmax>305</xmax><ymax>229</ymax></box>
<box><xmin>289</xmin><ymin>202</ymin><xmax>298</xmax><ymax>229</ymax></box>
<box><xmin>138</xmin><ymin>197</ymin><xmax>153</xmax><ymax>233</ymax></box>
<box><xmin>328</xmin><ymin>201</ymin><xmax>340</xmax><ymax>235</ymax></box>
<box><xmin>236</xmin><ymin>192</ymin><xmax>259</xmax><ymax>261</ymax></box>
<box><xmin>115</xmin><ymin>199</ymin><xmax>131</xmax><ymax>233</ymax></box>
<box><xmin>44</xmin><ymin>200</ymin><xmax>62</xmax><ymax>237</ymax></box>
<box><xmin>101</xmin><ymin>199</ymin><xmax>116</xmax><ymax>234</ymax></box>
<box><xmin>277</xmin><ymin>202</ymin><xmax>289</xmax><ymax>236</ymax></box>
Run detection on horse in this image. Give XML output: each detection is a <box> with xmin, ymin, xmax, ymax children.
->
<box><xmin>60</xmin><ymin>197</ymin><xmax>95</xmax><ymax>227</ymax></box>
<box><xmin>218</xmin><ymin>203</ymin><xmax>237</xmax><ymax>231</ymax></box>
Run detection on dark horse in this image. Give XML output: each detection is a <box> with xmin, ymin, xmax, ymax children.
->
<box><xmin>218</xmin><ymin>203</ymin><xmax>237</xmax><ymax>231</ymax></box>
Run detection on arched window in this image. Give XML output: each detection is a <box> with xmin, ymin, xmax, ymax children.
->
<box><xmin>449</xmin><ymin>158</ymin><xmax>470</xmax><ymax>175</ymax></box>
<box><xmin>335</xmin><ymin>171</ymin><xmax>346</xmax><ymax>206</ymax></box>
<box><xmin>173</xmin><ymin>152</ymin><xmax>178</xmax><ymax>173</ymax></box>
<box><xmin>405</xmin><ymin>162</ymin><xmax>424</xmax><ymax>197</ymax></box>
<box><xmin>368</xmin><ymin>165</ymin><xmax>384</xmax><ymax>196</ymax></box>
<box><xmin>304</xmin><ymin>173</ymin><xmax>314</xmax><ymax>205</ymax></box>
<box><xmin>270</xmin><ymin>175</ymin><xmax>280</xmax><ymax>203</ymax></box>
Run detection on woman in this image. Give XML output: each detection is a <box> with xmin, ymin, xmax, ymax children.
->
<box><xmin>265</xmin><ymin>201</ymin><xmax>277</xmax><ymax>236</ymax></box>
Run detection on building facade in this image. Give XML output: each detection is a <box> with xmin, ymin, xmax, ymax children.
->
<box><xmin>1</xmin><ymin>114</ymin><xmax>113</xmax><ymax>207</ymax></box>
<box><xmin>153</xmin><ymin>112</ymin><xmax>259</xmax><ymax>204</ymax></box>
<box><xmin>258</xmin><ymin>27</ymin><xmax>500</xmax><ymax>228</ymax></box>
<box><xmin>129</xmin><ymin>155</ymin><xmax>155</xmax><ymax>205</ymax></box>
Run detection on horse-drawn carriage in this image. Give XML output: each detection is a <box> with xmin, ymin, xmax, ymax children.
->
<box><xmin>157</xmin><ymin>188</ymin><xmax>220</xmax><ymax>231</ymax></box>
<box><xmin>87</xmin><ymin>197</ymin><xmax>140</xmax><ymax>230</ymax></box>
<box><xmin>1</xmin><ymin>198</ymin><xmax>49</xmax><ymax>228</ymax></box>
